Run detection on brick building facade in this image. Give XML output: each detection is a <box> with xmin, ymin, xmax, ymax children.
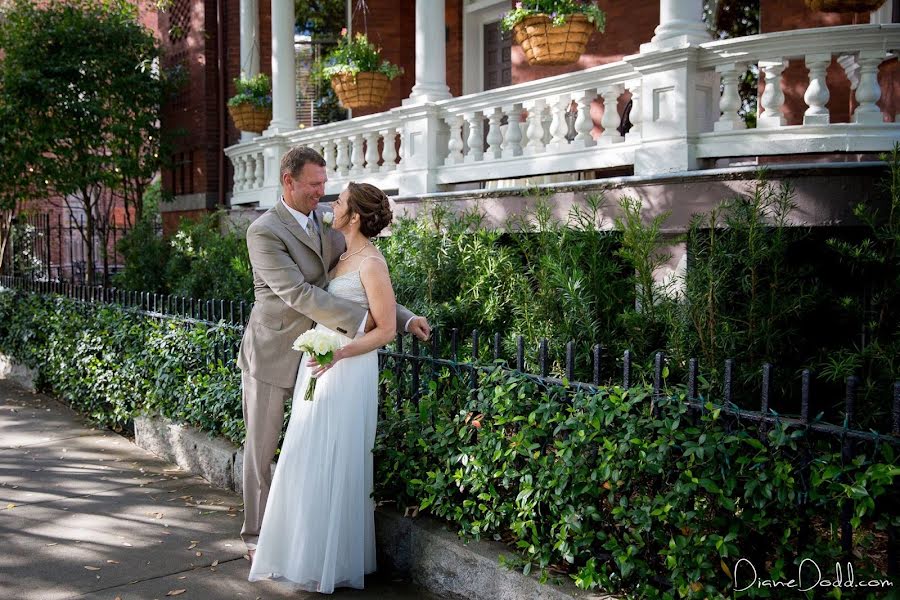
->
<box><xmin>162</xmin><ymin>0</ymin><xmax>898</xmax><ymax>222</ymax></box>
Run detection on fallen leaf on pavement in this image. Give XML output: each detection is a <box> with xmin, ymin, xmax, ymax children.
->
<box><xmin>122</xmin><ymin>542</ymin><xmax>133</xmax><ymax>547</ymax></box>
<box><xmin>84</xmin><ymin>566</ymin><xmax>100</xmax><ymax>571</ymax></box>
<box><xmin>6</xmin><ymin>504</ymin><xmax>14</xmax><ymax>509</ymax></box>
<box><xmin>45</xmin><ymin>543</ymin><xmax>57</xmax><ymax>547</ymax></box>
<box><xmin>165</xmin><ymin>590</ymin><xmax>186</xmax><ymax>596</ymax></box>
<box><xmin>106</xmin><ymin>560</ymin><xmax>119</xmax><ymax>564</ymax></box>
<box><xmin>211</xmin><ymin>560</ymin><xmax>218</xmax><ymax>567</ymax></box>
<box><xmin>187</xmin><ymin>543</ymin><xmax>197</xmax><ymax>549</ymax></box>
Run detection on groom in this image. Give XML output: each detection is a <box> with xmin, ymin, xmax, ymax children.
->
<box><xmin>237</xmin><ymin>146</ymin><xmax>430</xmax><ymax>560</ymax></box>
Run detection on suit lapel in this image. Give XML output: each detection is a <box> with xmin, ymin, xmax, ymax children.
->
<box><xmin>315</xmin><ymin>206</ymin><xmax>332</xmax><ymax>271</ymax></box>
<box><xmin>274</xmin><ymin>201</ymin><xmax>324</xmax><ymax>265</ymax></box>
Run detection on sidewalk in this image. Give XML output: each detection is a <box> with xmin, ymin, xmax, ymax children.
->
<box><xmin>0</xmin><ymin>379</ymin><xmax>442</xmax><ymax>600</ymax></box>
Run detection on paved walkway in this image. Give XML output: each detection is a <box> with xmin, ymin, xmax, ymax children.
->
<box><xmin>0</xmin><ymin>379</ymin><xmax>441</xmax><ymax>600</ymax></box>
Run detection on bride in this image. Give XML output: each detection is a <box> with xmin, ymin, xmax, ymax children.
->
<box><xmin>248</xmin><ymin>182</ymin><xmax>400</xmax><ymax>593</ymax></box>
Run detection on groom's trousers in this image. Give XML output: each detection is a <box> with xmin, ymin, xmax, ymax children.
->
<box><xmin>240</xmin><ymin>371</ymin><xmax>292</xmax><ymax>548</ymax></box>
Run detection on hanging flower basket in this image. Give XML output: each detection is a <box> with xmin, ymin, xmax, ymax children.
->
<box><xmin>315</xmin><ymin>30</ymin><xmax>403</xmax><ymax>111</ymax></box>
<box><xmin>513</xmin><ymin>13</ymin><xmax>596</xmax><ymax>67</ymax></box>
<box><xmin>330</xmin><ymin>71</ymin><xmax>391</xmax><ymax>110</ymax></box>
<box><xmin>227</xmin><ymin>73</ymin><xmax>272</xmax><ymax>133</ymax></box>
<box><xmin>805</xmin><ymin>0</ymin><xmax>886</xmax><ymax>11</ymax></box>
<box><xmin>227</xmin><ymin>103</ymin><xmax>272</xmax><ymax>133</ymax></box>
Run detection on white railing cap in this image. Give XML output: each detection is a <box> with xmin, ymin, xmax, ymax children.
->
<box><xmin>699</xmin><ymin>23</ymin><xmax>900</xmax><ymax>67</ymax></box>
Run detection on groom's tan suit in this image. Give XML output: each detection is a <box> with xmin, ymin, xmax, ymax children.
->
<box><xmin>238</xmin><ymin>200</ymin><xmax>412</xmax><ymax>547</ymax></box>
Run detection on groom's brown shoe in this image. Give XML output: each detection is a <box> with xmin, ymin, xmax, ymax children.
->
<box><xmin>247</xmin><ymin>548</ymin><xmax>255</xmax><ymax>566</ymax></box>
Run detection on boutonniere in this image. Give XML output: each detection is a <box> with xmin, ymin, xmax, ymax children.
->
<box><xmin>321</xmin><ymin>212</ymin><xmax>334</xmax><ymax>228</ymax></box>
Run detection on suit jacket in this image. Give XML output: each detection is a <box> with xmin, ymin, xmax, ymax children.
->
<box><xmin>237</xmin><ymin>200</ymin><xmax>413</xmax><ymax>388</ymax></box>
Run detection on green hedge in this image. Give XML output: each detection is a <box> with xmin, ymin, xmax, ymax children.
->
<box><xmin>375</xmin><ymin>367</ymin><xmax>898</xmax><ymax>598</ymax></box>
<box><xmin>0</xmin><ymin>289</ymin><xmax>243</xmax><ymax>442</ymax></box>
<box><xmin>1</xmin><ymin>287</ymin><xmax>896</xmax><ymax>598</ymax></box>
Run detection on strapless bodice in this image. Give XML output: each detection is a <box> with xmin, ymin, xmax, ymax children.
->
<box><xmin>326</xmin><ymin>270</ymin><xmax>369</xmax><ymax>309</ymax></box>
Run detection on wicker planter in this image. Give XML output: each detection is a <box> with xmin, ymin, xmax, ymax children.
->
<box><xmin>331</xmin><ymin>71</ymin><xmax>391</xmax><ymax>110</ymax></box>
<box><xmin>512</xmin><ymin>13</ymin><xmax>595</xmax><ymax>67</ymax></box>
<box><xmin>805</xmin><ymin>0</ymin><xmax>886</xmax><ymax>11</ymax></box>
<box><xmin>227</xmin><ymin>103</ymin><xmax>271</xmax><ymax>133</ymax></box>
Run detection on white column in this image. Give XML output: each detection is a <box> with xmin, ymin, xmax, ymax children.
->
<box><xmin>239</xmin><ymin>0</ymin><xmax>260</xmax><ymax>141</ymax></box>
<box><xmin>265</xmin><ymin>0</ymin><xmax>297</xmax><ymax>135</ymax></box>
<box><xmin>404</xmin><ymin>0</ymin><xmax>452</xmax><ymax>105</ymax></box>
<box><xmin>641</xmin><ymin>0</ymin><xmax>709</xmax><ymax>52</ymax></box>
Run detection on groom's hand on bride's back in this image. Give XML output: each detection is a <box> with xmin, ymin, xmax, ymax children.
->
<box><xmin>407</xmin><ymin>316</ymin><xmax>431</xmax><ymax>341</ymax></box>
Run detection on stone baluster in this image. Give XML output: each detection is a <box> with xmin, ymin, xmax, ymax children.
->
<box><xmin>254</xmin><ymin>151</ymin><xmax>264</xmax><ymax>188</ymax></box>
<box><xmin>803</xmin><ymin>53</ymin><xmax>831</xmax><ymax>126</ymax></box>
<box><xmin>322</xmin><ymin>140</ymin><xmax>336</xmax><ymax>175</ymax></box>
<box><xmin>851</xmin><ymin>51</ymin><xmax>884</xmax><ymax>125</ymax></box>
<box><xmin>464</xmin><ymin>112</ymin><xmax>484</xmax><ymax>163</ymax></box>
<box><xmin>350</xmin><ymin>134</ymin><xmax>364</xmax><ymax>175</ymax></box>
<box><xmin>625</xmin><ymin>80</ymin><xmax>642</xmax><ymax>141</ymax></box>
<box><xmin>445</xmin><ymin>115</ymin><xmax>465</xmax><ymax>165</ymax></box>
<box><xmin>364</xmin><ymin>132</ymin><xmax>381</xmax><ymax>173</ymax></box>
<box><xmin>501</xmin><ymin>104</ymin><xmax>523</xmax><ymax>158</ymax></box>
<box><xmin>547</xmin><ymin>95</ymin><xmax>571</xmax><ymax>152</ymax></box>
<box><xmin>245</xmin><ymin>155</ymin><xmax>256</xmax><ymax>190</ymax></box>
<box><xmin>523</xmin><ymin>100</ymin><xmax>547</xmax><ymax>156</ymax></box>
<box><xmin>380</xmin><ymin>128</ymin><xmax>398</xmax><ymax>171</ymax></box>
<box><xmin>599</xmin><ymin>84</ymin><xmax>624</xmax><ymax>143</ymax></box>
<box><xmin>233</xmin><ymin>156</ymin><xmax>246</xmax><ymax>192</ymax></box>
<box><xmin>335</xmin><ymin>138</ymin><xmax>351</xmax><ymax>177</ymax></box>
<box><xmin>485</xmin><ymin>108</ymin><xmax>504</xmax><ymax>159</ymax></box>
<box><xmin>715</xmin><ymin>63</ymin><xmax>746</xmax><ymax>131</ymax></box>
<box><xmin>758</xmin><ymin>59</ymin><xmax>786</xmax><ymax>129</ymax></box>
<box><xmin>572</xmin><ymin>90</ymin><xmax>597</xmax><ymax>149</ymax></box>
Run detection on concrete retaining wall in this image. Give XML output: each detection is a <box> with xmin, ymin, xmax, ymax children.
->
<box><xmin>0</xmin><ymin>354</ymin><xmax>37</xmax><ymax>392</ymax></box>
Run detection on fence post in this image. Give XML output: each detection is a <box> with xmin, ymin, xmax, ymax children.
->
<box><xmin>539</xmin><ymin>338</ymin><xmax>549</xmax><ymax>378</ymax></box>
<box><xmin>516</xmin><ymin>336</ymin><xmax>524</xmax><ymax>371</ymax></box>
<box><xmin>723</xmin><ymin>359</ymin><xmax>734</xmax><ymax>405</ymax></box>
<box><xmin>411</xmin><ymin>336</ymin><xmax>420</xmax><ymax>406</ymax></box>
<box><xmin>470</xmin><ymin>330</ymin><xmax>479</xmax><ymax>395</ymax></box>
<box><xmin>840</xmin><ymin>376</ymin><xmax>858</xmax><ymax>558</ymax></box>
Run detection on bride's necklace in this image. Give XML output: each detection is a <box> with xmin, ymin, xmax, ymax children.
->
<box><xmin>339</xmin><ymin>241</ymin><xmax>370</xmax><ymax>261</ymax></box>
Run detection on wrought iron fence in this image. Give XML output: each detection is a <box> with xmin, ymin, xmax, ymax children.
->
<box><xmin>0</xmin><ymin>213</ymin><xmax>158</xmax><ymax>284</ymax></box>
<box><xmin>1</xmin><ymin>275</ymin><xmax>898</xmax><ymax>577</ymax></box>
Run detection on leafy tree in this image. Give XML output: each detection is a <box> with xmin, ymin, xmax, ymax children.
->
<box><xmin>295</xmin><ymin>0</ymin><xmax>345</xmax><ymax>37</ymax></box>
<box><xmin>0</xmin><ymin>0</ymin><xmax>168</xmax><ymax>284</ymax></box>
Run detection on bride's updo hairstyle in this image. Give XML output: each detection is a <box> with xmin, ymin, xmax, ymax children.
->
<box><xmin>345</xmin><ymin>182</ymin><xmax>393</xmax><ymax>238</ymax></box>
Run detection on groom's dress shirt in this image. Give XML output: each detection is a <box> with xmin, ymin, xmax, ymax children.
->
<box><xmin>281</xmin><ymin>197</ymin><xmax>318</xmax><ymax>234</ymax></box>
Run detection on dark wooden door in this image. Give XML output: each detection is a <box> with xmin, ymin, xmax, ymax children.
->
<box><xmin>483</xmin><ymin>21</ymin><xmax>511</xmax><ymax>90</ymax></box>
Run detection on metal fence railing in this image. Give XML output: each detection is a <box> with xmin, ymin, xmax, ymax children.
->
<box><xmin>1</xmin><ymin>213</ymin><xmax>158</xmax><ymax>284</ymax></box>
<box><xmin>1</xmin><ymin>274</ymin><xmax>898</xmax><ymax>577</ymax></box>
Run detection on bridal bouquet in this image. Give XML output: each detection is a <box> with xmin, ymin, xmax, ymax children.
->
<box><xmin>292</xmin><ymin>330</ymin><xmax>343</xmax><ymax>401</ymax></box>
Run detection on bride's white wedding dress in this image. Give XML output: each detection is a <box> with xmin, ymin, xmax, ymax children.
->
<box><xmin>248</xmin><ymin>268</ymin><xmax>378</xmax><ymax>593</ymax></box>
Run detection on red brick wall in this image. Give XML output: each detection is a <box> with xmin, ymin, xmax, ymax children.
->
<box><xmin>446</xmin><ymin>0</ymin><xmax>464</xmax><ymax>97</ymax></box>
<box><xmin>160</xmin><ymin>0</ymin><xmax>275</xmax><ymax>215</ymax></box>
<box><xmin>760</xmin><ymin>0</ymin><xmax>897</xmax><ymax>123</ymax></box>
<box><xmin>350</xmin><ymin>0</ymin><xmax>416</xmax><ymax>117</ymax></box>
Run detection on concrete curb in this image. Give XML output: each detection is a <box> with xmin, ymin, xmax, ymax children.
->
<box><xmin>1</xmin><ymin>355</ymin><xmax>613</xmax><ymax>600</ymax></box>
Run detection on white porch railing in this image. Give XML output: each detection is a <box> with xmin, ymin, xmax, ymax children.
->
<box><xmin>225</xmin><ymin>24</ymin><xmax>900</xmax><ymax>207</ymax></box>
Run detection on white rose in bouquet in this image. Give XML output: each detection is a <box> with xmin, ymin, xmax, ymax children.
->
<box><xmin>292</xmin><ymin>330</ymin><xmax>343</xmax><ymax>401</ymax></box>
